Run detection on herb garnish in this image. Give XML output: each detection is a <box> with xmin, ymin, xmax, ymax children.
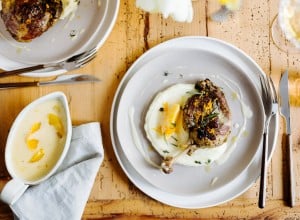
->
<box><xmin>171</xmin><ymin>143</ymin><xmax>178</xmax><ymax>148</ymax></box>
<box><xmin>200</xmin><ymin>112</ymin><xmax>219</xmax><ymax>128</ymax></box>
<box><xmin>205</xmin><ymin>159</ymin><xmax>211</xmax><ymax>165</ymax></box>
<box><xmin>186</xmin><ymin>90</ymin><xmax>205</xmax><ymax>96</ymax></box>
<box><xmin>171</xmin><ymin>136</ymin><xmax>178</xmax><ymax>142</ymax></box>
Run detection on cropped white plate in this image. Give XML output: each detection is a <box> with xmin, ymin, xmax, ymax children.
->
<box><xmin>0</xmin><ymin>0</ymin><xmax>119</xmax><ymax>77</ymax></box>
<box><xmin>110</xmin><ymin>36</ymin><xmax>279</xmax><ymax>208</ymax></box>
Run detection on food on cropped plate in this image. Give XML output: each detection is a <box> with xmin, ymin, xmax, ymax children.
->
<box><xmin>144</xmin><ymin>79</ymin><xmax>231</xmax><ymax>173</ymax></box>
<box><xmin>0</xmin><ymin>0</ymin><xmax>79</xmax><ymax>42</ymax></box>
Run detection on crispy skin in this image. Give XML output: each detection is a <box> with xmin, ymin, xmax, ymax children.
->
<box><xmin>182</xmin><ymin>79</ymin><xmax>231</xmax><ymax>148</ymax></box>
<box><xmin>1</xmin><ymin>0</ymin><xmax>62</xmax><ymax>42</ymax></box>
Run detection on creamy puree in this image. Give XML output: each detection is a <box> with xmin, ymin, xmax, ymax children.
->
<box><xmin>60</xmin><ymin>0</ymin><xmax>79</xmax><ymax>19</ymax></box>
<box><xmin>11</xmin><ymin>99</ymin><xmax>67</xmax><ymax>182</ymax></box>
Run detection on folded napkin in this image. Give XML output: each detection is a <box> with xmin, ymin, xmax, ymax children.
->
<box><xmin>11</xmin><ymin>122</ymin><xmax>104</xmax><ymax>220</ymax></box>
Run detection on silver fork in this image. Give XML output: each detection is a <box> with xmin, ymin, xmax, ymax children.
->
<box><xmin>258</xmin><ymin>75</ymin><xmax>278</xmax><ymax>208</ymax></box>
<box><xmin>0</xmin><ymin>47</ymin><xmax>97</xmax><ymax>78</ymax></box>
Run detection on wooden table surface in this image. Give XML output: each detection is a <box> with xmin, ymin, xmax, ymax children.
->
<box><xmin>1</xmin><ymin>0</ymin><xmax>300</xmax><ymax>219</ymax></box>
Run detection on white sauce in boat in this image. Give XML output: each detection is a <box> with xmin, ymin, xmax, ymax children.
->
<box><xmin>11</xmin><ymin>99</ymin><xmax>67</xmax><ymax>182</ymax></box>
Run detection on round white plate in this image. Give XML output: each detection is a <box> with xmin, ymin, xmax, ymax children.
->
<box><xmin>110</xmin><ymin>36</ymin><xmax>279</xmax><ymax>208</ymax></box>
<box><xmin>0</xmin><ymin>0</ymin><xmax>119</xmax><ymax>77</ymax></box>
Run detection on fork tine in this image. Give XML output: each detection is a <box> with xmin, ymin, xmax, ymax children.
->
<box><xmin>76</xmin><ymin>53</ymin><xmax>97</xmax><ymax>68</ymax></box>
<box><xmin>268</xmin><ymin>76</ymin><xmax>278</xmax><ymax>102</ymax></box>
<box><xmin>259</xmin><ymin>75</ymin><xmax>270</xmax><ymax>101</ymax></box>
<box><xmin>265</xmin><ymin>76</ymin><xmax>272</xmax><ymax>95</ymax></box>
<box><xmin>67</xmin><ymin>47</ymin><xmax>97</xmax><ymax>63</ymax></box>
<box><xmin>66</xmin><ymin>50</ymin><xmax>89</xmax><ymax>63</ymax></box>
<box><xmin>82</xmin><ymin>47</ymin><xmax>97</xmax><ymax>58</ymax></box>
<box><xmin>76</xmin><ymin>49</ymin><xmax>97</xmax><ymax>63</ymax></box>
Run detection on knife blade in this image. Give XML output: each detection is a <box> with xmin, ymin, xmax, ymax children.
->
<box><xmin>279</xmin><ymin>70</ymin><xmax>295</xmax><ymax>207</ymax></box>
<box><xmin>0</xmin><ymin>74</ymin><xmax>101</xmax><ymax>89</ymax></box>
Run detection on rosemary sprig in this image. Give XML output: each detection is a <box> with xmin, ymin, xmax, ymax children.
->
<box><xmin>171</xmin><ymin>143</ymin><xmax>178</xmax><ymax>148</ymax></box>
<box><xmin>200</xmin><ymin>112</ymin><xmax>219</xmax><ymax>128</ymax></box>
<box><xmin>171</xmin><ymin>136</ymin><xmax>178</xmax><ymax>142</ymax></box>
<box><xmin>186</xmin><ymin>90</ymin><xmax>205</xmax><ymax>96</ymax></box>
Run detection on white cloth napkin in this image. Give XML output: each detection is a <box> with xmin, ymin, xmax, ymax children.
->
<box><xmin>11</xmin><ymin>122</ymin><xmax>104</xmax><ymax>220</ymax></box>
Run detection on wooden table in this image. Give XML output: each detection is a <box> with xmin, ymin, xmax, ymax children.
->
<box><xmin>1</xmin><ymin>0</ymin><xmax>300</xmax><ymax>218</ymax></box>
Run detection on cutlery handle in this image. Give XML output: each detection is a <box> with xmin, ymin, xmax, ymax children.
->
<box><xmin>0</xmin><ymin>65</ymin><xmax>44</xmax><ymax>78</ymax></box>
<box><xmin>0</xmin><ymin>81</ymin><xmax>39</xmax><ymax>89</ymax></box>
<box><xmin>259</xmin><ymin>132</ymin><xmax>268</xmax><ymax>208</ymax></box>
<box><xmin>286</xmin><ymin>133</ymin><xmax>295</xmax><ymax>207</ymax></box>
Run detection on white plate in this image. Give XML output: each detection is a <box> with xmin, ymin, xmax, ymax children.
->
<box><xmin>110</xmin><ymin>36</ymin><xmax>279</xmax><ymax>208</ymax></box>
<box><xmin>0</xmin><ymin>0</ymin><xmax>119</xmax><ymax>77</ymax></box>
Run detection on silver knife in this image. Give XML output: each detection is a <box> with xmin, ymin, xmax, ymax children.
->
<box><xmin>0</xmin><ymin>74</ymin><xmax>100</xmax><ymax>89</ymax></box>
<box><xmin>279</xmin><ymin>70</ymin><xmax>295</xmax><ymax>207</ymax></box>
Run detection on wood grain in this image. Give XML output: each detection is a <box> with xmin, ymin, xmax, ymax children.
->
<box><xmin>0</xmin><ymin>0</ymin><xmax>300</xmax><ymax>218</ymax></box>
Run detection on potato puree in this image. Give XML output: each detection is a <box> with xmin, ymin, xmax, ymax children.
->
<box><xmin>11</xmin><ymin>99</ymin><xmax>67</xmax><ymax>182</ymax></box>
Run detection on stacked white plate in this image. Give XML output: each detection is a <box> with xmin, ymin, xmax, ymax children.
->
<box><xmin>110</xmin><ymin>36</ymin><xmax>279</xmax><ymax>209</ymax></box>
